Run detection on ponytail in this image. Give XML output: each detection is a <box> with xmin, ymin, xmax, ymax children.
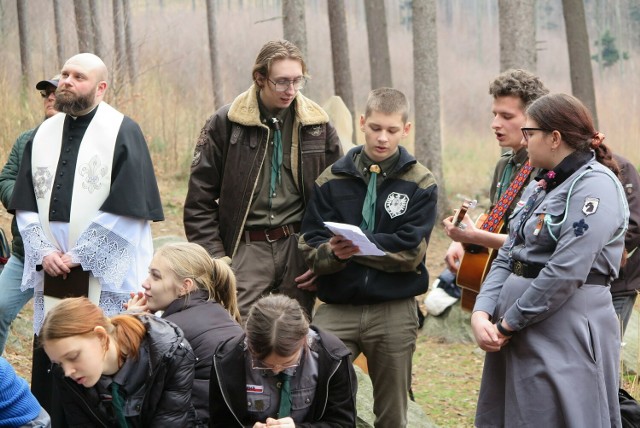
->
<box><xmin>155</xmin><ymin>242</ymin><xmax>242</xmax><ymax>324</ymax></box>
<box><xmin>209</xmin><ymin>258</ymin><xmax>241</xmax><ymax>324</ymax></box>
<box><xmin>110</xmin><ymin>314</ymin><xmax>146</xmax><ymax>364</ymax></box>
<box><xmin>590</xmin><ymin>132</ymin><xmax>620</xmax><ymax>178</ymax></box>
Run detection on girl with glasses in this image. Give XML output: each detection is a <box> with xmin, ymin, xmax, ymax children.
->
<box><xmin>471</xmin><ymin>93</ymin><xmax>628</xmax><ymax>427</ymax></box>
<box><xmin>209</xmin><ymin>294</ymin><xmax>357</xmax><ymax>427</ymax></box>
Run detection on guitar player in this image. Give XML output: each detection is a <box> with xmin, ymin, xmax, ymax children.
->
<box><xmin>442</xmin><ymin>69</ymin><xmax>549</xmax><ymax>309</ymax></box>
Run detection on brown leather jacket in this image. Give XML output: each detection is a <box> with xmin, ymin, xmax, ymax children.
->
<box><xmin>184</xmin><ymin>85</ymin><xmax>342</xmax><ymax>258</ymax></box>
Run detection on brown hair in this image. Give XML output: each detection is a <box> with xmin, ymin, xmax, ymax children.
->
<box><xmin>252</xmin><ymin>40</ymin><xmax>307</xmax><ymax>83</ymax></box>
<box><xmin>40</xmin><ymin>297</ymin><xmax>146</xmax><ymax>366</ymax></box>
<box><xmin>364</xmin><ymin>87</ymin><xmax>410</xmax><ymax>123</ymax></box>
<box><xmin>526</xmin><ymin>93</ymin><xmax>619</xmax><ymax>176</ymax></box>
<box><xmin>245</xmin><ymin>295</ymin><xmax>308</xmax><ymax>360</ymax></box>
<box><xmin>489</xmin><ymin>69</ymin><xmax>549</xmax><ymax>109</ymax></box>
<box><xmin>155</xmin><ymin>242</ymin><xmax>241</xmax><ymax>323</ymax></box>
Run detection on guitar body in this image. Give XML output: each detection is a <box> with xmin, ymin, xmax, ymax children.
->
<box><xmin>454</xmin><ymin>161</ymin><xmax>533</xmax><ymax>311</ymax></box>
<box><xmin>457</xmin><ymin>214</ymin><xmax>504</xmax><ymax>311</ymax></box>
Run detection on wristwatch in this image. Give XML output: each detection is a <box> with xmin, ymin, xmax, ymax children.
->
<box><xmin>496</xmin><ymin>317</ymin><xmax>515</xmax><ymax>337</ymax></box>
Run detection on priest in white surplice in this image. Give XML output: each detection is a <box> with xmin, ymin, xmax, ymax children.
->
<box><xmin>9</xmin><ymin>53</ymin><xmax>163</xmax><ymax>425</ymax></box>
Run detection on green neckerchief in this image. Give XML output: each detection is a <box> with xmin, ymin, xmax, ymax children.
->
<box><xmin>257</xmin><ymin>93</ymin><xmax>289</xmax><ymax>208</ymax></box>
<box><xmin>357</xmin><ymin>150</ymin><xmax>400</xmax><ymax>231</ymax></box>
<box><xmin>497</xmin><ymin>161</ymin><xmax>513</xmax><ymax>200</ymax></box>
<box><xmin>277</xmin><ymin>372</ymin><xmax>292</xmax><ymax>418</ymax></box>
<box><xmin>111</xmin><ymin>382</ymin><xmax>129</xmax><ymax>428</ymax></box>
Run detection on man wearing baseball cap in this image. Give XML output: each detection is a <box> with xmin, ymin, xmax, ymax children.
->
<box><xmin>0</xmin><ymin>75</ymin><xmax>60</xmax><ymax>355</ymax></box>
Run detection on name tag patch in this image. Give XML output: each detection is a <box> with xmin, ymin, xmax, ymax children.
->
<box><xmin>246</xmin><ymin>384</ymin><xmax>264</xmax><ymax>394</ymax></box>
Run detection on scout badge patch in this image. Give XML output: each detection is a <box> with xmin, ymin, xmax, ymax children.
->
<box><xmin>582</xmin><ymin>197</ymin><xmax>599</xmax><ymax>216</ymax></box>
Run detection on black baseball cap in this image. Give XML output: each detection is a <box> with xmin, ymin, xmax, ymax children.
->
<box><xmin>35</xmin><ymin>75</ymin><xmax>60</xmax><ymax>90</ymax></box>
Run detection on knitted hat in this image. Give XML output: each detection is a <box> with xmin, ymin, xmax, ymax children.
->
<box><xmin>0</xmin><ymin>357</ymin><xmax>42</xmax><ymax>426</ymax></box>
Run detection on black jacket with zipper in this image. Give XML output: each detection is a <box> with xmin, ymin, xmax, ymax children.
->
<box><xmin>209</xmin><ymin>326</ymin><xmax>357</xmax><ymax>427</ymax></box>
<box><xmin>52</xmin><ymin>314</ymin><xmax>198</xmax><ymax>427</ymax></box>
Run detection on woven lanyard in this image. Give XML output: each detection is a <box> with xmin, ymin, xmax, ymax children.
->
<box><xmin>277</xmin><ymin>372</ymin><xmax>292</xmax><ymax>418</ymax></box>
<box><xmin>269</xmin><ymin>117</ymin><xmax>283</xmax><ymax>207</ymax></box>
<box><xmin>482</xmin><ymin>161</ymin><xmax>533</xmax><ymax>232</ymax></box>
<box><xmin>111</xmin><ymin>383</ymin><xmax>129</xmax><ymax>428</ymax></box>
<box><xmin>507</xmin><ymin>182</ymin><xmax>545</xmax><ymax>253</ymax></box>
<box><xmin>360</xmin><ymin>164</ymin><xmax>380</xmax><ymax>231</ymax></box>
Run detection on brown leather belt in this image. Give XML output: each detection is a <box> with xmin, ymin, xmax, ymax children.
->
<box><xmin>244</xmin><ymin>223</ymin><xmax>301</xmax><ymax>243</ymax></box>
<box><xmin>511</xmin><ymin>260</ymin><xmax>610</xmax><ymax>286</ymax></box>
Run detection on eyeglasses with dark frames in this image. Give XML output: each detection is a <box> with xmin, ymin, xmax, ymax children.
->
<box><xmin>267</xmin><ymin>76</ymin><xmax>306</xmax><ymax>92</ymax></box>
<box><xmin>521</xmin><ymin>127</ymin><xmax>550</xmax><ymax>143</ymax></box>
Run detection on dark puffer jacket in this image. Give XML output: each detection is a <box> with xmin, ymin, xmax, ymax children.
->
<box><xmin>53</xmin><ymin>314</ymin><xmax>198</xmax><ymax>427</ymax></box>
<box><xmin>163</xmin><ymin>289</ymin><xmax>243</xmax><ymax>425</ymax></box>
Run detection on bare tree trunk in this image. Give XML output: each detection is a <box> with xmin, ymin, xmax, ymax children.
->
<box><xmin>123</xmin><ymin>0</ymin><xmax>138</xmax><ymax>85</ymax></box>
<box><xmin>16</xmin><ymin>0</ymin><xmax>32</xmax><ymax>90</ymax></box>
<box><xmin>89</xmin><ymin>0</ymin><xmax>105</xmax><ymax>59</ymax></box>
<box><xmin>327</xmin><ymin>0</ymin><xmax>355</xmax><ymax>121</ymax></box>
<box><xmin>282</xmin><ymin>0</ymin><xmax>307</xmax><ymax>57</ymax></box>
<box><xmin>413</xmin><ymin>0</ymin><xmax>447</xmax><ymax>219</ymax></box>
<box><xmin>206</xmin><ymin>0</ymin><xmax>224</xmax><ymax>109</ymax></box>
<box><xmin>562</xmin><ymin>0</ymin><xmax>598</xmax><ymax>127</ymax></box>
<box><xmin>53</xmin><ymin>0</ymin><xmax>66</xmax><ymax>69</ymax></box>
<box><xmin>364</xmin><ymin>0</ymin><xmax>392</xmax><ymax>88</ymax></box>
<box><xmin>112</xmin><ymin>0</ymin><xmax>126</xmax><ymax>92</ymax></box>
<box><xmin>74</xmin><ymin>0</ymin><xmax>93</xmax><ymax>53</ymax></box>
<box><xmin>498</xmin><ymin>0</ymin><xmax>537</xmax><ymax>71</ymax></box>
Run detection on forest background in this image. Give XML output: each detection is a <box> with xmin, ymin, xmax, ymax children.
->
<box><xmin>0</xmin><ymin>0</ymin><xmax>639</xmax><ymax>426</ymax></box>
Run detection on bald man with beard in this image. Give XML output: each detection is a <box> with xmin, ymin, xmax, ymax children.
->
<box><xmin>9</xmin><ymin>53</ymin><xmax>164</xmax><ymax>425</ymax></box>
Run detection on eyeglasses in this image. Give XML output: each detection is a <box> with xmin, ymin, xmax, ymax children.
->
<box><xmin>250</xmin><ymin>349</ymin><xmax>301</xmax><ymax>372</ymax></box>
<box><xmin>267</xmin><ymin>76</ymin><xmax>306</xmax><ymax>92</ymax></box>
<box><xmin>521</xmin><ymin>127</ymin><xmax>550</xmax><ymax>143</ymax></box>
<box><xmin>39</xmin><ymin>88</ymin><xmax>56</xmax><ymax>98</ymax></box>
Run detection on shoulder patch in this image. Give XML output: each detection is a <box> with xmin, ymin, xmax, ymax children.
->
<box><xmin>302</xmin><ymin>124</ymin><xmax>326</xmax><ymax>139</ymax></box>
<box><xmin>191</xmin><ymin>147</ymin><xmax>202</xmax><ymax>167</ymax></box>
<box><xmin>573</xmin><ymin>219</ymin><xmax>589</xmax><ymax>236</ymax></box>
<box><xmin>582</xmin><ymin>197</ymin><xmax>599</xmax><ymax>216</ymax></box>
<box><xmin>385</xmin><ymin>192</ymin><xmax>409</xmax><ymax>218</ymax></box>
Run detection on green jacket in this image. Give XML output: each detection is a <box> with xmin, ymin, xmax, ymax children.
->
<box><xmin>0</xmin><ymin>128</ymin><xmax>34</xmax><ymax>261</ymax></box>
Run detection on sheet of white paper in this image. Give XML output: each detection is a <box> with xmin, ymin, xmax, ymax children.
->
<box><xmin>323</xmin><ymin>221</ymin><xmax>385</xmax><ymax>256</ymax></box>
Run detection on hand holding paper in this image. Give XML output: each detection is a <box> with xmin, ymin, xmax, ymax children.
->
<box><xmin>324</xmin><ymin>221</ymin><xmax>385</xmax><ymax>256</ymax></box>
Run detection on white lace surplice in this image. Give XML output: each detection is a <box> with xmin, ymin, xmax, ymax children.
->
<box><xmin>17</xmin><ymin>210</ymin><xmax>151</xmax><ymax>333</ymax></box>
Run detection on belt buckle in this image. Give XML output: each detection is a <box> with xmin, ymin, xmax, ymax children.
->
<box><xmin>265</xmin><ymin>226</ymin><xmax>288</xmax><ymax>243</ymax></box>
<box><xmin>512</xmin><ymin>261</ymin><xmax>524</xmax><ymax>276</ymax></box>
<box><xmin>264</xmin><ymin>229</ymin><xmax>277</xmax><ymax>243</ymax></box>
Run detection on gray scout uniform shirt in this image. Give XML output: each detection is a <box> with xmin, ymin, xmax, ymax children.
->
<box><xmin>476</xmin><ymin>152</ymin><xmax>628</xmax><ymax>328</ymax></box>
<box><xmin>474</xmin><ymin>152</ymin><xmax>628</xmax><ymax>427</ymax></box>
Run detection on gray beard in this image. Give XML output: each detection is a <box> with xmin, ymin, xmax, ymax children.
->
<box><xmin>54</xmin><ymin>90</ymin><xmax>95</xmax><ymax>116</ymax></box>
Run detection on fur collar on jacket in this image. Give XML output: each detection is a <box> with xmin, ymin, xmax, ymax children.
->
<box><xmin>227</xmin><ymin>84</ymin><xmax>330</xmax><ymax>127</ymax></box>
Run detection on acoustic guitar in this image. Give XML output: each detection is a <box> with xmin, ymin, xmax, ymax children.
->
<box><xmin>457</xmin><ymin>216</ymin><xmax>505</xmax><ymax>311</ymax></box>
<box><xmin>456</xmin><ymin>161</ymin><xmax>533</xmax><ymax>311</ymax></box>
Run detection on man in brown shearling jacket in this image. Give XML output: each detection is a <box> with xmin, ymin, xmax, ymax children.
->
<box><xmin>184</xmin><ymin>40</ymin><xmax>342</xmax><ymax>320</ymax></box>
